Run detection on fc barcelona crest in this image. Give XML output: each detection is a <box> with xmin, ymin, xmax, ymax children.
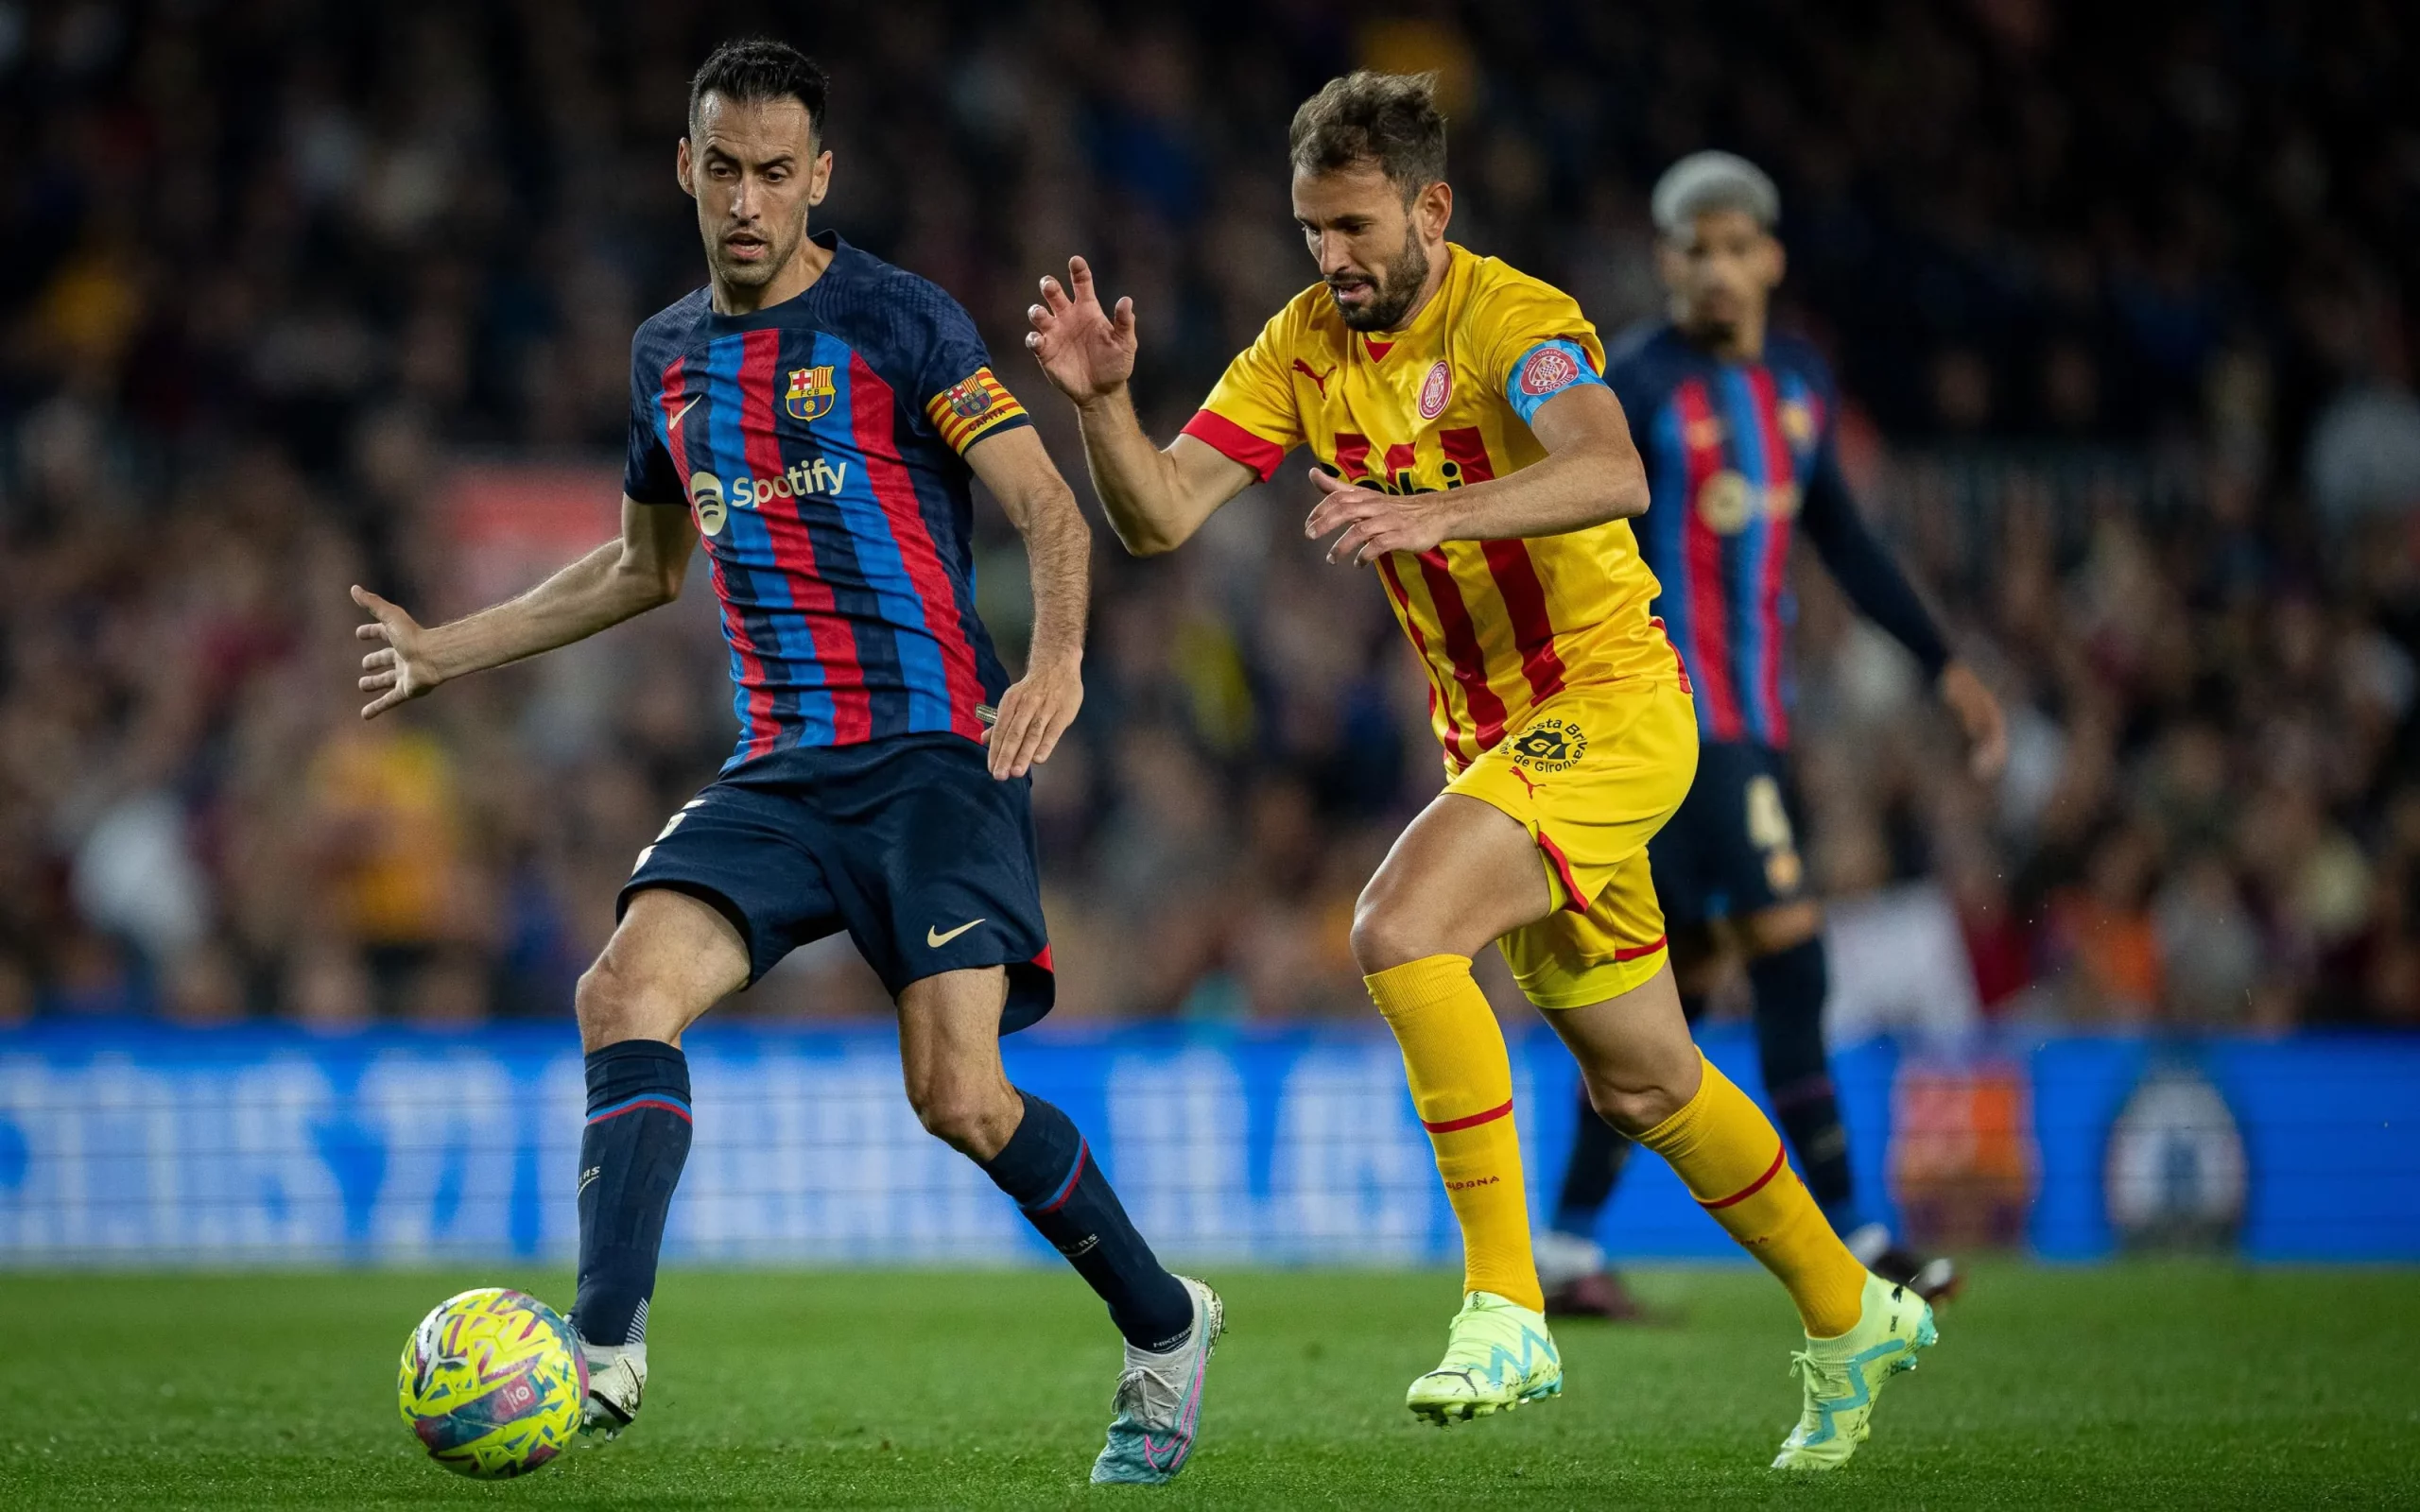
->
<box><xmin>946</xmin><ymin>380</ymin><xmax>995</xmax><ymax>421</ymax></box>
<box><xmin>786</xmin><ymin>365</ymin><xmax>837</xmax><ymax>422</ymax></box>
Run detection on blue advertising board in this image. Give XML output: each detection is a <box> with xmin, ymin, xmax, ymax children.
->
<box><xmin>0</xmin><ymin>1020</ymin><xmax>2411</xmax><ymax>1265</ymax></box>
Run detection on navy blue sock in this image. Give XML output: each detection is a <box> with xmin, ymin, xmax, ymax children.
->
<box><xmin>572</xmin><ymin>1040</ymin><xmax>693</xmax><ymax>1350</ymax></box>
<box><xmin>980</xmin><ymin>1091</ymin><xmax>1193</xmax><ymax>1351</ymax></box>
<box><xmin>1748</xmin><ymin>937</ymin><xmax>1858</xmax><ymax>1223</ymax></box>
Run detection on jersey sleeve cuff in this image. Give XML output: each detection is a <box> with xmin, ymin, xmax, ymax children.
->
<box><xmin>1180</xmin><ymin>409</ymin><xmax>1288</xmax><ymax>482</ymax></box>
<box><xmin>1504</xmin><ymin>339</ymin><xmax>1607</xmax><ymax>426</ymax></box>
<box><xmin>623</xmin><ymin>472</ymin><xmax>685</xmax><ymax>506</ymax></box>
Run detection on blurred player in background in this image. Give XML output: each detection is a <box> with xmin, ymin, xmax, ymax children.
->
<box><xmin>1535</xmin><ymin>152</ymin><xmax>2009</xmax><ymax>1321</ymax></box>
<box><xmin>348</xmin><ymin>39</ymin><xmax>1220</xmax><ymax>1486</ymax></box>
<box><xmin>1028</xmin><ymin>73</ymin><xmax>1932</xmax><ymax>1469</ymax></box>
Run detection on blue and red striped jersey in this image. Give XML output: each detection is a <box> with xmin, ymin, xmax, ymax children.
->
<box><xmin>1609</xmin><ymin>321</ymin><xmax>1949</xmax><ymax>752</ymax></box>
<box><xmin>625</xmin><ymin>232</ymin><xmax>1033</xmax><ymax>769</ymax></box>
<box><xmin>1610</xmin><ymin>322</ymin><xmax>1834</xmax><ymax>750</ymax></box>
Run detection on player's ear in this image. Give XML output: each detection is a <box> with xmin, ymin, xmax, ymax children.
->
<box><xmin>676</xmin><ymin>136</ymin><xmax>696</xmax><ymax>199</ymax></box>
<box><xmin>1760</xmin><ymin>233</ymin><xmax>1787</xmax><ymax>290</ymax></box>
<box><xmin>1418</xmin><ymin>180</ymin><xmax>1454</xmax><ymax>242</ymax></box>
<box><xmin>808</xmin><ymin>147</ymin><xmax>833</xmax><ymax>208</ymax></box>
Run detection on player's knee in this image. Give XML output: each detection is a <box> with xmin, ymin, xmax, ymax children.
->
<box><xmin>1586</xmin><ymin>1082</ymin><xmax>1669</xmax><ymax>1134</ymax></box>
<box><xmin>1349</xmin><ymin>893</ymin><xmax>1435</xmax><ymax>976</ymax></box>
<box><xmin>575</xmin><ymin>954</ymin><xmax>681</xmax><ymax>1053</ymax></box>
<box><xmin>906</xmin><ymin>1072</ymin><xmax>1018</xmax><ymax>1159</ymax></box>
<box><xmin>1582</xmin><ymin>1052</ymin><xmax>1704</xmax><ymax>1136</ymax></box>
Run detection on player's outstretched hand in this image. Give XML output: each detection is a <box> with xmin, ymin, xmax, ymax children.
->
<box><xmin>352</xmin><ymin>585</ymin><xmax>442</xmax><ymax>720</ymax></box>
<box><xmin>1938</xmin><ymin>661</ymin><xmax>2008</xmax><ymax>782</ymax></box>
<box><xmin>1304</xmin><ymin>468</ymin><xmax>1448</xmax><ymax>567</ymax></box>
<box><xmin>1024</xmin><ymin>257</ymin><xmax>1136</xmax><ymax>404</ymax></box>
<box><xmin>985</xmin><ymin>651</ymin><xmax>1082</xmax><ymax>781</ymax></box>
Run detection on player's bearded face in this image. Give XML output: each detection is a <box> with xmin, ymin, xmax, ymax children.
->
<box><xmin>1663</xmin><ymin>209</ymin><xmax>1783</xmax><ymax>342</ymax></box>
<box><xmin>685</xmin><ymin>96</ymin><xmax>826</xmax><ymax>292</ymax></box>
<box><xmin>1328</xmin><ymin>222</ymin><xmax>1430</xmax><ymax>332</ymax></box>
<box><xmin>1295</xmin><ymin>164</ymin><xmax>1443</xmax><ymax>333</ymax></box>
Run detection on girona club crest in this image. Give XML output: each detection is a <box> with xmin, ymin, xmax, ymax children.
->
<box><xmin>1418</xmin><ymin>358</ymin><xmax>1453</xmax><ymax>420</ymax></box>
<box><xmin>1519</xmin><ymin>344</ymin><xmax>1581</xmax><ymax>397</ymax></box>
<box><xmin>786</xmin><ymin>366</ymin><xmax>837</xmax><ymax>422</ymax></box>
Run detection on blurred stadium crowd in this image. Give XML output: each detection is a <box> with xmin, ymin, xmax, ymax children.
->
<box><xmin>0</xmin><ymin>0</ymin><xmax>2415</xmax><ymax>1031</ymax></box>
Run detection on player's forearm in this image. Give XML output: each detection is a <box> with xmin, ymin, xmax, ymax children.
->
<box><xmin>1073</xmin><ymin>388</ymin><xmax>1199</xmax><ymax>556</ymax></box>
<box><xmin>1432</xmin><ymin>443</ymin><xmax>1650</xmax><ymax>541</ymax></box>
<box><xmin>424</xmin><ymin>538</ymin><xmax>677</xmax><ymax>681</ymax></box>
<box><xmin>1002</xmin><ymin>479</ymin><xmax>1092</xmax><ymax>667</ymax></box>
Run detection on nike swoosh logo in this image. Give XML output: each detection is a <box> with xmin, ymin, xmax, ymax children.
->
<box><xmin>667</xmin><ymin>394</ymin><xmax>703</xmax><ymax>431</ymax></box>
<box><xmin>926</xmin><ymin>919</ymin><xmax>985</xmax><ymax>947</ymax></box>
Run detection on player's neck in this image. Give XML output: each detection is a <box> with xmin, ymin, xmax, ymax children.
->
<box><xmin>711</xmin><ymin>232</ymin><xmax>836</xmax><ymax>316</ymax></box>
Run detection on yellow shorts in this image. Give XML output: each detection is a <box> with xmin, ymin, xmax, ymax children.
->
<box><xmin>1448</xmin><ymin>679</ymin><xmax>1701</xmax><ymax>1009</ymax></box>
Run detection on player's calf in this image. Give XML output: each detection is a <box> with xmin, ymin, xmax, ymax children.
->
<box><xmin>565</xmin><ymin>889</ymin><xmax>749</xmax><ymax>1443</ymax></box>
<box><xmin>974</xmin><ymin>1089</ymin><xmax>1197</xmax><ymax>1352</ymax></box>
<box><xmin>569</xmin><ymin>1039</ymin><xmax>691</xmax><ymax>1440</ymax></box>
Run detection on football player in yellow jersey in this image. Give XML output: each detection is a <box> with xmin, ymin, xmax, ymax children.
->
<box><xmin>1026</xmin><ymin>73</ymin><xmax>1933</xmax><ymax>1468</ymax></box>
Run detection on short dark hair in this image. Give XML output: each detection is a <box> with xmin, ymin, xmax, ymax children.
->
<box><xmin>687</xmin><ymin>38</ymin><xmax>830</xmax><ymax>143</ymax></box>
<box><xmin>1288</xmin><ymin>71</ymin><xmax>1446</xmax><ymax>198</ymax></box>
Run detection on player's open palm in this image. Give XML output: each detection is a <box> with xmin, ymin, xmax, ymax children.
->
<box><xmin>352</xmin><ymin>585</ymin><xmax>442</xmax><ymax>720</ymax></box>
<box><xmin>1025</xmin><ymin>257</ymin><xmax>1135</xmax><ymax>403</ymax></box>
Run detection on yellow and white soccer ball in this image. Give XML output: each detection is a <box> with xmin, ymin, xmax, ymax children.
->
<box><xmin>398</xmin><ymin>1287</ymin><xmax>588</xmax><ymax>1478</ymax></box>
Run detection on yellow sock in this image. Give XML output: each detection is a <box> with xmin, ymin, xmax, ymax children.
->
<box><xmin>1634</xmin><ymin>1053</ymin><xmax>1867</xmax><ymax>1337</ymax></box>
<box><xmin>1365</xmin><ymin>954</ymin><xmax>1543</xmax><ymax>1313</ymax></box>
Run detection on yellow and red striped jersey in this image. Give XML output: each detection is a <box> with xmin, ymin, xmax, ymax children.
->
<box><xmin>1183</xmin><ymin>243</ymin><xmax>1685</xmax><ymax>771</ymax></box>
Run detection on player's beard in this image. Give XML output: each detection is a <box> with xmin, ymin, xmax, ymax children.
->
<box><xmin>1681</xmin><ymin>311</ymin><xmax>1744</xmax><ymax>349</ymax></box>
<box><xmin>712</xmin><ymin>219</ymin><xmax>804</xmax><ymax>292</ymax></box>
<box><xmin>1332</xmin><ymin>226</ymin><xmax>1430</xmax><ymax>332</ymax></box>
<box><xmin>1678</xmin><ymin>284</ymin><xmax>1752</xmax><ymax>350</ymax></box>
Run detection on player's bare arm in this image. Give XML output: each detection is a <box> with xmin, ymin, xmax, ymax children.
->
<box><xmin>1304</xmin><ymin>381</ymin><xmax>1650</xmax><ymax>567</ymax></box>
<box><xmin>1023</xmin><ymin>256</ymin><xmax>1255</xmax><ymax>556</ymax></box>
<box><xmin>351</xmin><ymin>496</ymin><xmax>695</xmax><ymax>720</ymax></box>
<box><xmin>964</xmin><ymin>423</ymin><xmax>1090</xmax><ymax>780</ymax></box>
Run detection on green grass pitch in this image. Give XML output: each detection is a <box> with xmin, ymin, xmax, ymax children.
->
<box><xmin>2</xmin><ymin>1262</ymin><xmax>2411</xmax><ymax>1507</ymax></box>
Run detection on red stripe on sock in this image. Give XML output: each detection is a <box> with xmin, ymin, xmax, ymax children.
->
<box><xmin>1423</xmin><ymin>1098</ymin><xmax>1514</xmax><ymax>1134</ymax></box>
<box><xmin>1700</xmin><ymin>1143</ymin><xmax>1789</xmax><ymax>1210</ymax></box>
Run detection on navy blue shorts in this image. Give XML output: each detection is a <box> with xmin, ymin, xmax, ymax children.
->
<box><xmin>619</xmin><ymin>734</ymin><xmax>1055</xmax><ymax>1032</ymax></box>
<box><xmin>1648</xmin><ymin>739</ymin><xmax>1811</xmax><ymax>929</ymax></box>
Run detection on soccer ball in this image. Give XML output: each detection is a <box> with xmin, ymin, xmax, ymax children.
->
<box><xmin>398</xmin><ymin>1287</ymin><xmax>589</xmax><ymax>1478</ymax></box>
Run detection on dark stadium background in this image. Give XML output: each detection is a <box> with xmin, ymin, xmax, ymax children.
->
<box><xmin>4</xmin><ymin>0</ymin><xmax>2414</xmax><ymax>1033</ymax></box>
